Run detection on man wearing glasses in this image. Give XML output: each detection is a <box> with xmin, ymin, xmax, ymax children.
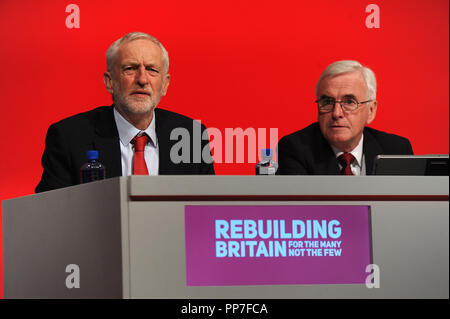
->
<box><xmin>277</xmin><ymin>60</ymin><xmax>413</xmax><ymax>175</ymax></box>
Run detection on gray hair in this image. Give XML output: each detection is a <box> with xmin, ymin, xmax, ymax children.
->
<box><xmin>315</xmin><ymin>60</ymin><xmax>377</xmax><ymax>100</ymax></box>
<box><xmin>106</xmin><ymin>32</ymin><xmax>169</xmax><ymax>75</ymax></box>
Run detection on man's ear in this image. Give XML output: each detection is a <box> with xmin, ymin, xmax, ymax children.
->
<box><xmin>366</xmin><ymin>100</ymin><xmax>377</xmax><ymax>124</ymax></box>
<box><xmin>103</xmin><ymin>71</ymin><xmax>114</xmax><ymax>95</ymax></box>
<box><xmin>161</xmin><ymin>73</ymin><xmax>170</xmax><ymax>96</ymax></box>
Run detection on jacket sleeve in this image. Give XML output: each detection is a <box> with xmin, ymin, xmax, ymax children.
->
<box><xmin>35</xmin><ymin>123</ymin><xmax>74</xmax><ymax>192</ymax></box>
<box><xmin>404</xmin><ymin>139</ymin><xmax>414</xmax><ymax>155</ymax></box>
<box><xmin>199</xmin><ymin>124</ymin><xmax>215</xmax><ymax>175</ymax></box>
<box><xmin>276</xmin><ymin>136</ymin><xmax>309</xmax><ymax>175</ymax></box>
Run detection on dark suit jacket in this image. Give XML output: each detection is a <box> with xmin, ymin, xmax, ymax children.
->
<box><xmin>277</xmin><ymin>122</ymin><xmax>414</xmax><ymax>175</ymax></box>
<box><xmin>36</xmin><ymin>106</ymin><xmax>215</xmax><ymax>192</ymax></box>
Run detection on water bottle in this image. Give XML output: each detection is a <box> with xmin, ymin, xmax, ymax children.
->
<box><xmin>255</xmin><ymin>148</ymin><xmax>278</xmax><ymax>175</ymax></box>
<box><xmin>80</xmin><ymin>150</ymin><xmax>106</xmax><ymax>183</ymax></box>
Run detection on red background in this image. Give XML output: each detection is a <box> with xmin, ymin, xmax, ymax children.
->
<box><xmin>0</xmin><ymin>0</ymin><xmax>448</xmax><ymax>298</ymax></box>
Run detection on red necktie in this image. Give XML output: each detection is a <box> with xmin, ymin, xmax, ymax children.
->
<box><xmin>338</xmin><ymin>152</ymin><xmax>355</xmax><ymax>175</ymax></box>
<box><xmin>131</xmin><ymin>133</ymin><xmax>149</xmax><ymax>175</ymax></box>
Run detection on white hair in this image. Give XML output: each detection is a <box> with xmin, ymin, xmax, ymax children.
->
<box><xmin>315</xmin><ymin>60</ymin><xmax>377</xmax><ymax>100</ymax></box>
<box><xmin>106</xmin><ymin>32</ymin><xmax>169</xmax><ymax>75</ymax></box>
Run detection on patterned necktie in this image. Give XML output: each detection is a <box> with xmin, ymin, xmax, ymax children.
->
<box><xmin>338</xmin><ymin>152</ymin><xmax>355</xmax><ymax>175</ymax></box>
<box><xmin>131</xmin><ymin>133</ymin><xmax>149</xmax><ymax>175</ymax></box>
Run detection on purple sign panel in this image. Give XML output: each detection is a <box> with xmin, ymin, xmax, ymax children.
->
<box><xmin>185</xmin><ymin>205</ymin><xmax>372</xmax><ymax>286</ymax></box>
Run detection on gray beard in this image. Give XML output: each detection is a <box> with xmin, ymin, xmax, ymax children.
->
<box><xmin>114</xmin><ymin>93</ymin><xmax>155</xmax><ymax>115</ymax></box>
<box><xmin>112</xmin><ymin>81</ymin><xmax>161</xmax><ymax>115</ymax></box>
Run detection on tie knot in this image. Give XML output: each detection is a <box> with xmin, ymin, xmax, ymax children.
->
<box><xmin>131</xmin><ymin>133</ymin><xmax>149</xmax><ymax>152</ymax></box>
<box><xmin>338</xmin><ymin>152</ymin><xmax>355</xmax><ymax>168</ymax></box>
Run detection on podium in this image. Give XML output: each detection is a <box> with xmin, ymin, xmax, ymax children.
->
<box><xmin>2</xmin><ymin>176</ymin><xmax>449</xmax><ymax>298</ymax></box>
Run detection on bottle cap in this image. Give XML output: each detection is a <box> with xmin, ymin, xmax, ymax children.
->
<box><xmin>261</xmin><ymin>148</ymin><xmax>273</xmax><ymax>159</ymax></box>
<box><xmin>86</xmin><ymin>150</ymin><xmax>99</xmax><ymax>160</ymax></box>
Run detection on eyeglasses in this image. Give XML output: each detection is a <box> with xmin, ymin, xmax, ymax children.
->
<box><xmin>315</xmin><ymin>97</ymin><xmax>373</xmax><ymax>113</ymax></box>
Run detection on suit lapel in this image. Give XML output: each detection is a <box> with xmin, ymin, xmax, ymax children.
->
<box><xmin>320</xmin><ymin>146</ymin><xmax>340</xmax><ymax>175</ymax></box>
<box><xmin>314</xmin><ymin>125</ymin><xmax>340</xmax><ymax>175</ymax></box>
<box><xmin>155</xmin><ymin>108</ymin><xmax>178</xmax><ymax>174</ymax></box>
<box><xmin>92</xmin><ymin>106</ymin><xmax>122</xmax><ymax>178</ymax></box>
<box><xmin>363</xmin><ymin>128</ymin><xmax>383</xmax><ymax>175</ymax></box>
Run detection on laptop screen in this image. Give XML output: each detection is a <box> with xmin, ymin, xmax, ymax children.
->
<box><xmin>373</xmin><ymin>155</ymin><xmax>449</xmax><ymax>176</ymax></box>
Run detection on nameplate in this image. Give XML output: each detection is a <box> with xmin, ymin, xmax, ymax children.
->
<box><xmin>185</xmin><ymin>205</ymin><xmax>372</xmax><ymax>286</ymax></box>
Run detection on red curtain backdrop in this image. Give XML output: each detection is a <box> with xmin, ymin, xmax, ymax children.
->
<box><xmin>0</xmin><ymin>0</ymin><xmax>448</xmax><ymax>298</ymax></box>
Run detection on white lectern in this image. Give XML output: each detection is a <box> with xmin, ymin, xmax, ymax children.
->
<box><xmin>2</xmin><ymin>176</ymin><xmax>449</xmax><ymax>298</ymax></box>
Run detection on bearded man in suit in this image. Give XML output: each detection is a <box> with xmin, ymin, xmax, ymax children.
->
<box><xmin>36</xmin><ymin>32</ymin><xmax>214</xmax><ymax>192</ymax></box>
<box><xmin>277</xmin><ymin>60</ymin><xmax>413</xmax><ymax>175</ymax></box>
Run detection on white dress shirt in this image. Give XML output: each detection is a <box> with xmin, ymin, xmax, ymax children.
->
<box><xmin>331</xmin><ymin>135</ymin><xmax>366</xmax><ymax>175</ymax></box>
<box><xmin>113</xmin><ymin>108</ymin><xmax>159</xmax><ymax>176</ymax></box>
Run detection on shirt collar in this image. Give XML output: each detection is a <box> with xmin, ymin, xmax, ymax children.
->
<box><xmin>113</xmin><ymin>107</ymin><xmax>157</xmax><ymax>147</ymax></box>
<box><xmin>331</xmin><ymin>134</ymin><xmax>364</xmax><ymax>167</ymax></box>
